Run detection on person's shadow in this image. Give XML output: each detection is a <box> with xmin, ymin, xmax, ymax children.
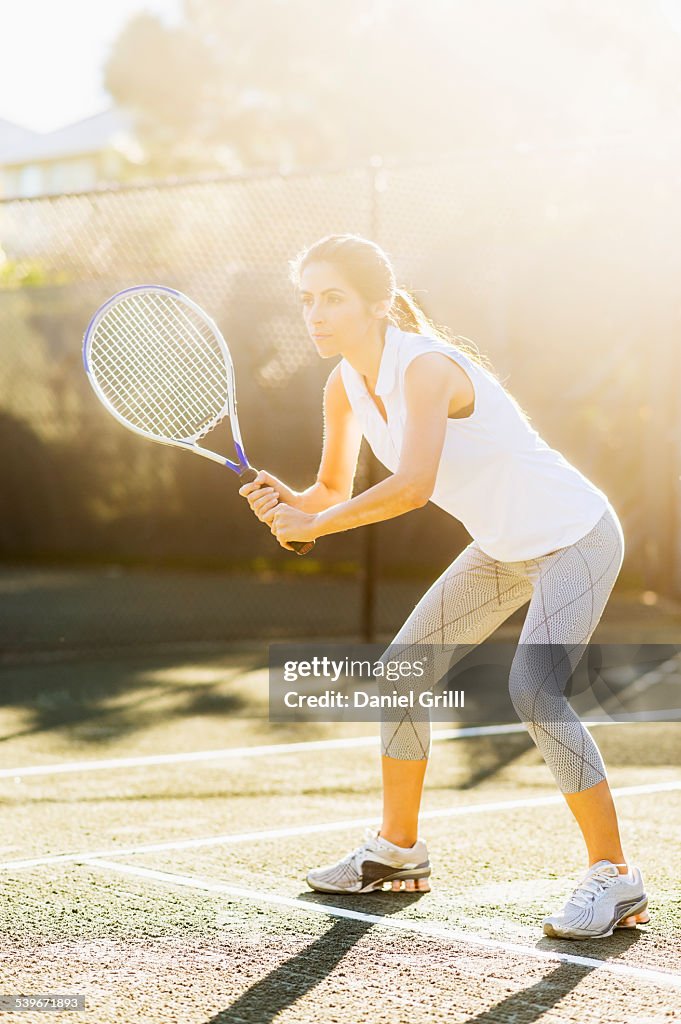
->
<box><xmin>462</xmin><ymin>929</ymin><xmax>647</xmax><ymax>1024</ymax></box>
<box><xmin>206</xmin><ymin>896</ymin><xmax>647</xmax><ymax>1024</ymax></box>
<box><xmin>206</xmin><ymin>890</ymin><xmax>426</xmax><ymax>1024</ymax></box>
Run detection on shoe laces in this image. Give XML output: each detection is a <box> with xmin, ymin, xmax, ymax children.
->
<box><xmin>568</xmin><ymin>863</ymin><xmax>621</xmax><ymax>909</ymax></box>
<box><xmin>340</xmin><ymin>827</ymin><xmax>391</xmax><ymax>874</ymax></box>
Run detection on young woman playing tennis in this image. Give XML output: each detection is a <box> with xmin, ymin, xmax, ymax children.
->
<box><xmin>239</xmin><ymin>234</ymin><xmax>649</xmax><ymax>940</ymax></box>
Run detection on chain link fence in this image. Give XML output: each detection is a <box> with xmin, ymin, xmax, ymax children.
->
<box><xmin>2</xmin><ymin>145</ymin><xmax>680</xmax><ymax>653</ymax></box>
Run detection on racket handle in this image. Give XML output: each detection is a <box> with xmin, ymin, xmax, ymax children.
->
<box><xmin>239</xmin><ymin>467</ymin><xmax>315</xmax><ymax>556</ymax></box>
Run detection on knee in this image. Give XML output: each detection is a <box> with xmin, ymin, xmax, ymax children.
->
<box><xmin>508</xmin><ymin>647</ymin><xmax>571</xmax><ymax>723</ymax></box>
<box><xmin>508</xmin><ymin>666</ymin><xmax>535</xmax><ymax>721</ymax></box>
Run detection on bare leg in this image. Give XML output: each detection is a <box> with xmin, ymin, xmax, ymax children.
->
<box><xmin>379</xmin><ymin>755</ymin><xmax>430</xmax><ymax>891</ymax></box>
<box><xmin>562</xmin><ymin>778</ymin><xmax>627</xmax><ymax>871</ymax></box>
<box><xmin>379</xmin><ymin>755</ymin><xmax>427</xmax><ymax>847</ymax></box>
<box><xmin>374</xmin><ymin>545</ymin><xmax>532</xmax><ymax>893</ymax></box>
<box><xmin>563</xmin><ymin>779</ymin><xmax>649</xmax><ymax>923</ymax></box>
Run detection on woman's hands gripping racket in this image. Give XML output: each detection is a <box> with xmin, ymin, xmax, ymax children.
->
<box><xmin>82</xmin><ymin>284</ymin><xmax>314</xmax><ymax>555</ymax></box>
<box><xmin>238</xmin><ymin>470</ymin><xmax>319</xmax><ymax>549</ymax></box>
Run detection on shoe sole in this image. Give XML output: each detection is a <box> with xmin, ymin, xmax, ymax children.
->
<box><xmin>307</xmin><ymin>864</ymin><xmax>432</xmax><ymax>894</ymax></box>
<box><xmin>542</xmin><ymin>896</ymin><xmax>649</xmax><ymax>940</ymax></box>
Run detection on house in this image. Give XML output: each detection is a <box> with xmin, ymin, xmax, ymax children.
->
<box><xmin>0</xmin><ymin>109</ymin><xmax>139</xmax><ymax>199</ymax></box>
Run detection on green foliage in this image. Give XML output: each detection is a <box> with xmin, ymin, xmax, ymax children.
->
<box><xmin>103</xmin><ymin>13</ymin><xmax>219</xmax><ymax>176</ymax></box>
<box><xmin>0</xmin><ymin>257</ymin><xmax>56</xmax><ymax>289</ymax></box>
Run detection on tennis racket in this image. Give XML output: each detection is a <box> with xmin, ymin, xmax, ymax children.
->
<box><xmin>82</xmin><ymin>284</ymin><xmax>314</xmax><ymax>555</ymax></box>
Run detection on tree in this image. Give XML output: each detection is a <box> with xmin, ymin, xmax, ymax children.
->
<box><xmin>104</xmin><ymin>0</ymin><xmax>681</xmax><ymax>176</ymax></box>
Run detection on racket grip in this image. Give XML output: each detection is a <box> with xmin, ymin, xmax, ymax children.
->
<box><xmin>239</xmin><ymin>467</ymin><xmax>315</xmax><ymax>556</ymax></box>
<box><xmin>290</xmin><ymin>540</ymin><xmax>316</xmax><ymax>555</ymax></box>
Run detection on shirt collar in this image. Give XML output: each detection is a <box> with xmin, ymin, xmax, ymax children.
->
<box><xmin>374</xmin><ymin>324</ymin><xmax>400</xmax><ymax>397</ymax></box>
<box><xmin>341</xmin><ymin>324</ymin><xmax>401</xmax><ymax>402</ymax></box>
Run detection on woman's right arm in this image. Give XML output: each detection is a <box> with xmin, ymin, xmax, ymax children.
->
<box><xmin>239</xmin><ymin>364</ymin><xmax>363</xmax><ymax>522</ymax></box>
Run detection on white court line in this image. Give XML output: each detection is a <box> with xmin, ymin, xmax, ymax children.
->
<box><xmin>88</xmin><ymin>858</ymin><xmax>681</xmax><ymax>992</ymax></box>
<box><xmin>3</xmin><ymin>655</ymin><xmax>676</xmax><ymax>781</ymax></box>
<box><xmin>0</xmin><ymin>725</ymin><xmax>525</xmax><ymax>778</ymax></box>
<box><xmin>0</xmin><ymin>722</ymin><xmax>625</xmax><ymax>779</ymax></box>
<box><xmin>2</xmin><ymin>779</ymin><xmax>679</xmax><ymax>872</ymax></box>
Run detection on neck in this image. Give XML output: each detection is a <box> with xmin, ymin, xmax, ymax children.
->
<box><xmin>342</xmin><ymin>320</ymin><xmax>389</xmax><ymax>391</ymax></box>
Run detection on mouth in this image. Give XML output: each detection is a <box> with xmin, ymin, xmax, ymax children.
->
<box><xmin>313</xmin><ymin>333</ymin><xmax>332</xmax><ymax>340</ymax></box>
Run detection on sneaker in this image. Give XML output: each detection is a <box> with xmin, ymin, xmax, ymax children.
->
<box><xmin>543</xmin><ymin>860</ymin><xmax>649</xmax><ymax>939</ymax></box>
<box><xmin>306</xmin><ymin>827</ymin><xmax>431</xmax><ymax>894</ymax></box>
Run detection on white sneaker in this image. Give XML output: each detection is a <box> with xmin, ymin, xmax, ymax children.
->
<box><xmin>543</xmin><ymin>860</ymin><xmax>649</xmax><ymax>939</ymax></box>
<box><xmin>306</xmin><ymin>827</ymin><xmax>431</xmax><ymax>894</ymax></box>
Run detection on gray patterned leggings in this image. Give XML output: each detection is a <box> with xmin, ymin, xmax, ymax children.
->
<box><xmin>380</xmin><ymin>505</ymin><xmax>624</xmax><ymax>794</ymax></box>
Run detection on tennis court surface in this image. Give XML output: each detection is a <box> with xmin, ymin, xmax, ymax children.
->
<box><xmin>1</xmin><ymin>591</ymin><xmax>680</xmax><ymax>1023</ymax></box>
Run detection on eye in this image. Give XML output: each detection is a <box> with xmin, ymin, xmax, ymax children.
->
<box><xmin>328</xmin><ymin>294</ymin><xmax>342</xmax><ymax>304</ymax></box>
<box><xmin>299</xmin><ymin>295</ymin><xmax>312</xmax><ymax>306</ymax></box>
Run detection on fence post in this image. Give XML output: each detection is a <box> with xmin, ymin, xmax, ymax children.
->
<box><xmin>359</xmin><ymin>157</ymin><xmax>385</xmax><ymax>643</ymax></box>
<box><xmin>653</xmin><ymin>330</ymin><xmax>681</xmax><ymax>598</ymax></box>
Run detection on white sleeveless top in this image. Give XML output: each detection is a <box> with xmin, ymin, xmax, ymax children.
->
<box><xmin>340</xmin><ymin>325</ymin><xmax>610</xmax><ymax>561</ymax></box>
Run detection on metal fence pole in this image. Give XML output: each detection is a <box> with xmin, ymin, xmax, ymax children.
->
<box><xmin>653</xmin><ymin>332</ymin><xmax>681</xmax><ymax>598</ymax></box>
<box><xmin>359</xmin><ymin>157</ymin><xmax>384</xmax><ymax>643</ymax></box>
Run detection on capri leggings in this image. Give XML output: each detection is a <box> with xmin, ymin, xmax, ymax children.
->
<box><xmin>379</xmin><ymin>505</ymin><xmax>624</xmax><ymax>794</ymax></box>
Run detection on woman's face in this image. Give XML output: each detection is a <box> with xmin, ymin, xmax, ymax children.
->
<box><xmin>298</xmin><ymin>260</ymin><xmax>384</xmax><ymax>358</ymax></box>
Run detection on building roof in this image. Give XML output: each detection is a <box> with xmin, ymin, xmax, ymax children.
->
<box><xmin>0</xmin><ymin>109</ymin><xmax>134</xmax><ymax>166</ymax></box>
<box><xmin>0</xmin><ymin>118</ymin><xmax>38</xmax><ymax>158</ymax></box>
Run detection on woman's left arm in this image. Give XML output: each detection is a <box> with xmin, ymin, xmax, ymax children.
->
<box><xmin>271</xmin><ymin>354</ymin><xmax>468</xmax><ymax>547</ymax></box>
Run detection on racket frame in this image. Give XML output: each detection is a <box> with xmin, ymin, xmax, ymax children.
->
<box><xmin>83</xmin><ymin>284</ymin><xmax>316</xmax><ymax>555</ymax></box>
<box><xmin>82</xmin><ymin>284</ymin><xmax>250</xmax><ymax>475</ymax></box>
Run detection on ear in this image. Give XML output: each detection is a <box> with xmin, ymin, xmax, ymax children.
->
<box><xmin>371</xmin><ymin>298</ymin><xmax>391</xmax><ymax>320</ymax></box>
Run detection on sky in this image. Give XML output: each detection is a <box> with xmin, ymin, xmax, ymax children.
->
<box><xmin>0</xmin><ymin>0</ymin><xmax>182</xmax><ymax>133</ymax></box>
<box><xmin>2</xmin><ymin>1</ymin><xmax>681</xmax><ymax>138</ymax></box>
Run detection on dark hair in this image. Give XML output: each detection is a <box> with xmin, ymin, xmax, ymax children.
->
<box><xmin>289</xmin><ymin>233</ymin><xmax>497</xmax><ymax>375</ymax></box>
<box><xmin>290</xmin><ymin>233</ymin><xmax>532</xmax><ymax>422</ymax></box>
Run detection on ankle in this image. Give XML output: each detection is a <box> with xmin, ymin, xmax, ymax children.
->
<box><xmin>379</xmin><ymin>829</ymin><xmax>417</xmax><ymax>849</ymax></box>
<box><xmin>589</xmin><ymin>857</ymin><xmax>629</xmax><ymax>875</ymax></box>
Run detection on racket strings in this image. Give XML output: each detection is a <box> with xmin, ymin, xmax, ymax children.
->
<box><xmin>135</xmin><ymin>293</ymin><xmax>232</xmax><ymax>434</ymax></box>
<box><xmin>89</xmin><ymin>343</ymin><xmax>224</xmax><ymax>439</ymax></box>
<box><xmin>90</xmin><ymin>293</ymin><xmax>231</xmax><ymax>441</ymax></box>
<box><xmin>94</xmin><ymin>318</ymin><xmax>203</xmax><ymax>439</ymax></box>
<box><xmin>94</xmin><ymin>317</ymin><xmax>206</xmax><ymax>440</ymax></box>
<box><xmin>138</xmin><ymin>293</ymin><xmax>228</xmax><ymax>396</ymax></box>
<box><xmin>153</xmin><ymin>295</ymin><xmax>228</xmax><ymax>384</ymax></box>
<box><xmin>122</xmin><ymin>295</ymin><xmax>227</xmax><ymax>407</ymax></box>
<box><xmin>110</xmin><ymin>302</ymin><xmax>219</xmax><ymax>434</ymax></box>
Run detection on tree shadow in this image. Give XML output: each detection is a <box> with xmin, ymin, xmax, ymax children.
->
<box><xmin>0</xmin><ymin>653</ymin><xmax>256</xmax><ymax>743</ymax></box>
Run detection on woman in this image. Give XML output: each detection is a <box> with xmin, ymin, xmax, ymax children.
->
<box><xmin>239</xmin><ymin>234</ymin><xmax>649</xmax><ymax>940</ymax></box>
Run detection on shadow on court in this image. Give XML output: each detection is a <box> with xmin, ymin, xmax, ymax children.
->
<box><xmin>454</xmin><ymin>732</ymin><xmax>535</xmax><ymax>790</ymax></box>
<box><xmin>462</xmin><ymin>930</ymin><xmax>646</xmax><ymax>1024</ymax></box>
<box><xmin>0</xmin><ymin>653</ymin><xmax>254</xmax><ymax>743</ymax></box>
<box><xmin>204</xmin><ymin>899</ymin><xmax>646</xmax><ymax>1024</ymax></box>
<box><xmin>206</xmin><ymin>892</ymin><xmax>427</xmax><ymax>1024</ymax></box>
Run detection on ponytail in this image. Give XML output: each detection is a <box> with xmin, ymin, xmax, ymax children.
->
<box><xmin>389</xmin><ymin>286</ymin><xmax>532</xmax><ymax>422</ymax></box>
<box><xmin>390</xmin><ymin>288</ymin><xmax>429</xmax><ymax>334</ymax></box>
<box><xmin>291</xmin><ymin>233</ymin><xmax>531</xmax><ymax>422</ymax></box>
<box><xmin>389</xmin><ymin>287</ymin><xmax>496</xmax><ymax>377</ymax></box>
